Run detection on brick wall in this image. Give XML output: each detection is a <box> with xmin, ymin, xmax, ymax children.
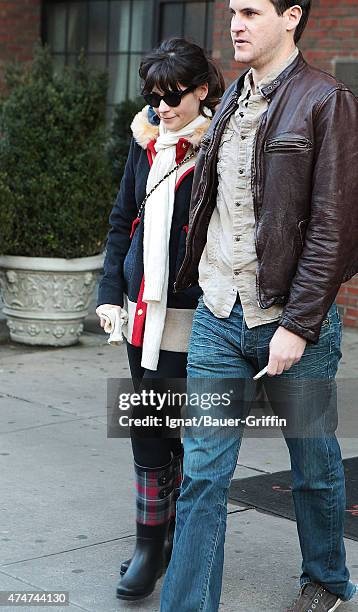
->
<box><xmin>0</xmin><ymin>0</ymin><xmax>41</xmax><ymax>85</ymax></box>
<box><xmin>299</xmin><ymin>0</ymin><xmax>358</xmax><ymax>73</ymax></box>
<box><xmin>336</xmin><ymin>276</ymin><xmax>358</xmax><ymax>329</ymax></box>
<box><xmin>212</xmin><ymin>0</ymin><xmax>358</xmax><ymax>328</ymax></box>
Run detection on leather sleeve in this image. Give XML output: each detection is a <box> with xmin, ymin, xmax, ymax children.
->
<box><xmin>279</xmin><ymin>87</ymin><xmax>358</xmax><ymax>343</ymax></box>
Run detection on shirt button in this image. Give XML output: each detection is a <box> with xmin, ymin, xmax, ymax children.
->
<box><xmin>234</xmin><ymin>270</ymin><xmax>240</xmax><ymax>276</ymax></box>
<box><xmin>235</xmin><ymin>201</ymin><xmax>241</xmax><ymax>207</ymax></box>
<box><xmin>137</xmin><ymin>309</ymin><xmax>143</xmax><ymax>315</ymax></box>
<box><xmin>241</xmin><ymin>134</ymin><xmax>246</xmax><ymax>140</ymax></box>
<box><xmin>235</xmin><ymin>236</ymin><xmax>240</xmax><ymax>242</ymax></box>
<box><xmin>239</xmin><ymin>169</ymin><xmax>244</xmax><ymax>175</ymax></box>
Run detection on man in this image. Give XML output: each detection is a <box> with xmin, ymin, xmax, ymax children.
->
<box><xmin>160</xmin><ymin>1</ymin><xmax>358</xmax><ymax>611</ymax></box>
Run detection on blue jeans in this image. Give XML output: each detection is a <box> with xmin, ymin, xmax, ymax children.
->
<box><xmin>160</xmin><ymin>299</ymin><xmax>357</xmax><ymax>611</ymax></box>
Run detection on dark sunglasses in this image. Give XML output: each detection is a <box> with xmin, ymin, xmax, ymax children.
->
<box><xmin>142</xmin><ymin>85</ymin><xmax>196</xmax><ymax>108</ymax></box>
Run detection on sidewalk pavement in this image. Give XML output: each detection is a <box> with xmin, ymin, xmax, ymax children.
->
<box><xmin>0</xmin><ymin>307</ymin><xmax>357</xmax><ymax>612</ymax></box>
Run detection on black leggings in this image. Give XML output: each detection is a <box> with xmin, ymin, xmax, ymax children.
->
<box><xmin>126</xmin><ymin>342</ymin><xmax>187</xmax><ymax>467</ymax></box>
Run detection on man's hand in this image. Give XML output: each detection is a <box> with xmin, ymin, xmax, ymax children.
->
<box><xmin>267</xmin><ymin>326</ymin><xmax>307</xmax><ymax>376</ymax></box>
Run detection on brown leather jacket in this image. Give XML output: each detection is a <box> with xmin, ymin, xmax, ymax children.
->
<box><xmin>175</xmin><ymin>52</ymin><xmax>358</xmax><ymax>343</ymax></box>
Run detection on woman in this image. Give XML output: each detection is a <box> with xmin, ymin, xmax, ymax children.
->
<box><xmin>96</xmin><ymin>38</ymin><xmax>225</xmax><ymax>601</ymax></box>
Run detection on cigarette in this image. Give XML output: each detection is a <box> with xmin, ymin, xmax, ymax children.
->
<box><xmin>253</xmin><ymin>365</ymin><xmax>268</xmax><ymax>380</ymax></box>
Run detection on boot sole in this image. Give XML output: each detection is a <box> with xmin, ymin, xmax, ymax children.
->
<box><xmin>116</xmin><ymin>588</ymin><xmax>155</xmax><ymax>601</ymax></box>
<box><xmin>116</xmin><ymin>568</ymin><xmax>164</xmax><ymax>601</ymax></box>
<box><xmin>329</xmin><ymin>600</ymin><xmax>342</xmax><ymax>612</ymax></box>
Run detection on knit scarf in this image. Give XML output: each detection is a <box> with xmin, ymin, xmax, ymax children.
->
<box><xmin>141</xmin><ymin>111</ymin><xmax>210</xmax><ymax>370</ymax></box>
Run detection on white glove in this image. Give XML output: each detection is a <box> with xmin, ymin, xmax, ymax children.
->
<box><xmin>96</xmin><ymin>304</ymin><xmax>128</xmax><ymax>345</ymax></box>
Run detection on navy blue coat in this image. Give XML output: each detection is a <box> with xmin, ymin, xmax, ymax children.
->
<box><xmin>97</xmin><ymin>108</ymin><xmax>209</xmax><ymax>344</ymax></box>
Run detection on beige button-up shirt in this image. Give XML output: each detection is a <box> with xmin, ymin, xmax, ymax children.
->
<box><xmin>199</xmin><ymin>48</ymin><xmax>299</xmax><ymax>327</ymax></box>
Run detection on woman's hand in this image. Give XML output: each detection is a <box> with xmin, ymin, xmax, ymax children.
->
<box><xmin>96</xmin><ymin>304</ymin><xmax>122</xmax><ymax>328</ymax></box>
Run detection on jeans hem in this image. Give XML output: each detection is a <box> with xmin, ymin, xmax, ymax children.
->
<box><xmin>342</xmin><ymin>582</ymin><xmax>357</xmax><ymax>602</ymax></box>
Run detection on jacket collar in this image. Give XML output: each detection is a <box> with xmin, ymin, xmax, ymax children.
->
<box><xmin>131</xmin><ymin>105</ymin><xmax>211</xmax><ymax>150</ymax></box>
<box><xmin>233</xmin><ymin>51</ymin><xmax>306</xmax><ymax>101</ymax></box>
<box><xmin>260</xmin><ymin>51</ymin><xmax>305</xmax><ymax>98</ymax></box>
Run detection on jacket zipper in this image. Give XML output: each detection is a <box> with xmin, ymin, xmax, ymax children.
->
<box><xmin>176</xmin><ymin>93</ymin><xmax>239</xmax><ymax>288</ymax></box>
<box><xmin>251</xmin><ymin>111</ymin><xmax>267</xmax><ymax>308</ymax></box>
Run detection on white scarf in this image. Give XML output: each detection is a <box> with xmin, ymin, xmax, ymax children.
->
<box><xmin>141</xmin><ymin>111</ymin><xmax>210</xmax><ymax>370</ymax></box>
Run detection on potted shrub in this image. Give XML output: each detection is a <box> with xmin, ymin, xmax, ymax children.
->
<box><xmin>0</xmin><ymin>47</ymin><xmax>114</xmax><ymax>346</ymax></box>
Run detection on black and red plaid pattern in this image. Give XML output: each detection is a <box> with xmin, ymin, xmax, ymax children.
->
<box><xmin>135</xmin><ymin>460</ymin><xmax>174</xmax><ymax>526</ymax></box>
<box><xmin>171</xmin><ymin>448</ymin><xmax>184</xmax><ymax>519</ymax></box>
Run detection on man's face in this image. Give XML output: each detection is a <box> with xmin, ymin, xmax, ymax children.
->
<box><xmin>230</xmin><ymin>0</ymin><xmax>288</xmax><ymax>69</ymax></box>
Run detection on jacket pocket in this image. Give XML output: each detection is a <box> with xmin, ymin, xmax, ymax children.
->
<box><xmin>297</xmin><ymin>218</ymin><xmax>309</xmax><ymax>247</ymax></box>
<box><xmin>264</xmin><ymin>135</ymin><xmax>312</xmax><ymax>154</ymax></box>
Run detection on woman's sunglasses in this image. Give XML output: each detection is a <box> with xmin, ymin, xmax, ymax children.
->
<box><xmin>142</xmin><ymin>85</ymin><xmax>196</xmax><ymax>108</ymax></box>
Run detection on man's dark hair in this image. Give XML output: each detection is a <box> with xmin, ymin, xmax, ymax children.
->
<box><xmin>269</xmin><ymin>1</ymin><xmax>311</xmax><ymax>43</ymax></box>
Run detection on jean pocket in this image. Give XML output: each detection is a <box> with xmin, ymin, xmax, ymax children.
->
<box><xmin>322</xmin><ymin>303</ymin><xmax>341</xmax><ymax>329</ymax></box>
<box><xmin>318</xmin><ymin>304</ymin><xmax>342</xmax><ymax>348</ymax></box>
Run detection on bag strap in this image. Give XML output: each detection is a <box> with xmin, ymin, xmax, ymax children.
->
<box><xmin>137</xmin><ymin>151</ymin><xmax>196</xmax><ymax>219</ymax></box>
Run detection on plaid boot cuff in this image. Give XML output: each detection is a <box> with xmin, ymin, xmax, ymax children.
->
<box><xmin>135</xmin><ymin>459</ymin><xmax>174</xmax><ymax>526</ymax></box>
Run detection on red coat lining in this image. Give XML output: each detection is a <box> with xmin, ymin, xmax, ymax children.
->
<box><xmin>131</xmin><ymin>276</ymin><xmax>147</xmax><ymax>347</ymax></box>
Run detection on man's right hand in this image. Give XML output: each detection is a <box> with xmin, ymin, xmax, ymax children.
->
<box><xmin>95</xmin><ymin>304</ymin><xmax>122</xmax><ymax>328</ymax></box>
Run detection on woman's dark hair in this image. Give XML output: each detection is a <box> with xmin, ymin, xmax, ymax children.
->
<box><xmin>139</xmin><ymin>38</ymin><xmax>226</xmax><ymax>117</ymax></box>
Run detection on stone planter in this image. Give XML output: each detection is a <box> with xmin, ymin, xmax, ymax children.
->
<box><xmin>0</xmin><ymin>254</ymin><xmax>104</xmax><ymax>346</ymax></box>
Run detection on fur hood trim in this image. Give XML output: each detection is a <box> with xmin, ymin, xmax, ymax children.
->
<box><xmin>130</xmin><ymin>105</ymin><xmax>211</xmax><ymax>150</ymax></box>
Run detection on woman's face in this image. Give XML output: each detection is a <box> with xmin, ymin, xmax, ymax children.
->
<box><xmin>151</xmin><ymin>83</ymin><xmax>208</xmax><ymax>131</ymax></box>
